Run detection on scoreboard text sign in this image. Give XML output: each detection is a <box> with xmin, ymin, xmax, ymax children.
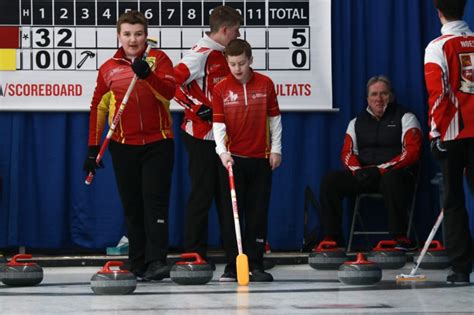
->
<box><xmin>0</xmin><ymin>0</ymin><xmax>332</xmax><ymax>111</ymax></box>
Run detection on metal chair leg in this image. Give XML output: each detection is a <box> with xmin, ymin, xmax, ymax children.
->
<box><xmin>347</xmin><ymin>196</ymin><xmax>361</xmax><ymax>252</ymax></box>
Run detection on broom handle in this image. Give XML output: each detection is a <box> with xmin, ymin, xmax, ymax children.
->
<box><xmin>227</xmin><ymin>163</ymin><xmax>244</xmax><ymax>255</ymax></box>
<box><xmin>85</xmin><ymin>40</ymin><xmax>155</xmax><ymax>185</ymax></box>
<box><xmin>409</xmin><ymin>210</ymin><xmax>444</xmax><ymax>276</ymax></box>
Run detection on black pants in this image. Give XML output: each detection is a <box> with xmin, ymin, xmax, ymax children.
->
<box><xmin>319</xmin><ymin>168</ymin><xmax>415</xmax><ymax>240</ymax></box>
<box><xmin>440</xmin><ymin>139</ymin><xmax>474</xmax><ymax>274</ymax></box>
<box><xmin>181</xmin><ymin>132</ymin><xmax>222</xmax><ymax>259</ymax></box>
<box><xmin>218</xmin><ymin>156</ymin><xmax>272</xmax><ymax>271</ymax></box>
<box><xmin>109</xmin><ymin>139</ymin><xmax>174</xmax><ymax>271</ymax></box>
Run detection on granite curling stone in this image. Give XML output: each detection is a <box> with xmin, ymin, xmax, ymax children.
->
<box><xmin>90</xmin><ymin>261</ymin><xmax>137</xmax><ymax>295</ymax></box>
<box><xmin>367</xmin><ymin>240</ymin><xmax>406</xmax><ymax>269</ymax></box>
<box><xmin>338</xmin><ymin>252</ymin><xmax>382</xmax><ymax>285</ymax></box>
<box><xmin>1</xmin><ymin>254</ymin><xmax>43</xmax><ymax>286</ymax></box>
<box><xmin>414</xmin><ymin>240</ymin><xmax>450</xmax><ymax>270</ymax></box>
<box><xmin>170</xmin><ymin>252</ymin><xmax>213</xmax><ymax>285</ymax></box>
<box><xmin>308</xmin><ymin>240</ymin><xmax>348</xmax><ymax>270</ymax></box>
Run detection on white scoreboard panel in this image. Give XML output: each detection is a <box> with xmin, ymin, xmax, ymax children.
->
<box><xmin>0</xmin><ymin>0</ymin><xmax>332</xmax><ymax>111</ymax></box>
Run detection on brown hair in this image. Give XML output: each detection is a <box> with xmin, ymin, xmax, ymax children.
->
<box><xmin>225</xmin><ymin>39</ymin><xmax>252</xmax><ymax>59</ymax></box>
<box><xmin>116</xmin><ymin>10</ymin><xmax>148</xmax><ymax>35</ymax></box>
<box><xmin>209</xmin><ymin>5</ymin><xmax>242</xmax><ymax>33</ymax></box>
<box><xmin>433</xmin><ymin>0</ymin><xmax>466</xmax><ymax>21</ymax></box>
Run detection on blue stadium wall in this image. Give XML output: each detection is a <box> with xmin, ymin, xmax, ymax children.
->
<box><xmin>1</xmin><ymin>0</ymin><xmax>474</xmax><ymax>251</ymax></box>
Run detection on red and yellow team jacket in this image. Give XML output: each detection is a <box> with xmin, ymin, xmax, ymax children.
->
<box><xmin>174</xmin><ymin>34</ymin><xmax>230</xmax><ymax>140</ymax></box>
<box><xmin>88</xmin><ymin>47</ymin><xmax>176</xmax><ymax>146</ymax></box>
<box><xmin>425</xmin><ymin>20</ymin><xmax>474</xmax><ymax>141</ymax></box>
<box><xmin>212</xmin><ymin>71</ymin><xmax>282</xmax><ymax>158</ymax></box>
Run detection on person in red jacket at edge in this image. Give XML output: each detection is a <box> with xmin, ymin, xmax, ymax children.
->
<box><xmin>173</xmin><ymin>6</ymin><xmax>242</xmax><ymax>267</ymax></box>
<box><xmin>318</xmin><ymin>75</ymin><xmax>423</xmax><ymax>252</ymax></box>
<box><xmin>425</xmin><ymin>0</ymin><xmax>473</xmax><ymax>284</ymax></box>
<box><xmin>83</xmin><ymin>11</ymin><xmax>176</xmax><ymax>281</ymax></box>
<box><xmin>213</xmin><ymin>39</ymin><xmax>283</xmax><ymax>282</ymax></box>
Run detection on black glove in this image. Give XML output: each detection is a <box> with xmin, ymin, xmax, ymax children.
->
<box><xmin>131</xmin><ymin>59</ymin><xmax>151</xmax><ymax>79</ymax></box>
<box><xmin>430</xmin><ymin>137</ymin><xmax>448</xmax><ymax>160</ymax></box>
<box><xmin>196</xmin><ymin>104</ymin><xmax>213</xmax><ymax>122</ymax></box>
<box><xmin>83</xmin><ymin>146</ymin><xmax>104</xmax><ymax>175</ymax></box>
<box><xmin>354</xmin><ymin>167</ymin><xmax>380</xmax><ymax>188</ymax></box>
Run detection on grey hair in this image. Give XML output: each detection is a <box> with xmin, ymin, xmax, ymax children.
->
<box><xmin>366</xmin><ymin>75</ymin><xmax>394</xmax><ymax>102</ymax></box>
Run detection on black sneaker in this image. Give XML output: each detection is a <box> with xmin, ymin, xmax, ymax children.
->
<box><xmin>219</xmin><ymin>271</ymin><xmax>237</xmax><ymax>282</ymax></box>
<box><xmin>250</xmin><ymin>269</ymin><xmax>273</xmax><ymax>282</ymax></box>
<box><xmin>143</xmin><ymin>261</ymin><xmax>170</xmax><ymax>281</ymax></box>
<box><xmin>446</xmin><ymin>272</ymin><xmax>470</xmax><ymax>284</ymax></box>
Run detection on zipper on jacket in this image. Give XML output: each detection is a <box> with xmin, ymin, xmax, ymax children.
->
<box><xmin>243</xmin><ymin>83</ymin><xmax>248</xmax><ymax>106</ymax></box>
<box><xmin>135</xmin><ymin>90</ymin><xmax>145</xmax><ymax>144</ymax></box>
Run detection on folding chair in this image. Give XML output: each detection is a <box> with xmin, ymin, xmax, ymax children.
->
<box><xmin>347</xmin><ymin>169</ymin><xmax>420</xmax><ymax>252</ymax></box>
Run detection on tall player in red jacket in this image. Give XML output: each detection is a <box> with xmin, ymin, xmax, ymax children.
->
<box><xmin>213</xmin><ymin>39</ymin><xmax>283</xmax><ymax>282</ymax></box>
<box><xmin>83</xmin><ymin>11</ymin><xmax>176</xmax><ymax>281</ymax></box>
<box><xmin>425</xmin><ymin>0</ymin><xmax>473</xmax><ymax>284</ymax></box>
<box><xmin>174</xmin><ymin>6</ymin><xmax>242</xmax><ymax>263</ymax></box>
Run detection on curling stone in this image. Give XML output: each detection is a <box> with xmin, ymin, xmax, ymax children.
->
<box><xmin>90</xmin><ymin>261</ymin><xmax>137</xmax><ymax>295</ymax></box>
<box><xmin>414</xmin><ymin>240</ymin><xmax>450</xmax><ymax>270</ymax></box>
<box><xmin>0</xmin><ymin>255</ymin><xmax>7</xmax><ymax>282</ymax></box>
<box><xmin>338</xmin><ymin>252</ymin><xmax>382</xmax><ymax>285</ymax></box>
<box><xmin>308</xmin><ymin>241</ymin><xmax>348</xmax><ymax>270</ymax></box>
<box><xmin>170</xmin><ymin>252</ymin><xmax>213</xmax><ymax>285</ymax></box>
<box><xmin>1</xmin><ymin>254</ymin><xmax>43</xmax><ymax>286</ymax></box>
<box><xmin>367</xmin><ymin>240</ymin><xmax>406</xmax><ymax>269</ymax></box>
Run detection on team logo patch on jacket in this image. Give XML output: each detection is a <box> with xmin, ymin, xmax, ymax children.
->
<box><xmin>459</xmin><ymin>53</ymin><xmax>474</xmax><ymax>94</ymax></box>
<box><xmin>252</xmin><ymin>92</ymin><xmax>267</xmax><ymax>99</ymax></box>
<box><xmin>145</xmin><ymin>56</ymin><xmax>156</xmax><ymax>70</ymax></box>
<box><xmin>224</xmin><ymin>90</ymin><xmax>239</xmax><ymax>104</ymax></box>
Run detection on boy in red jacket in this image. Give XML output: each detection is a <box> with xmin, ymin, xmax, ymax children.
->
<box><xmin>84</xmin><ymin>10</ymin><xmax>176</xmax><ymax>281</ymax></box>
<box><xmin>174</xmin><ymin>6</ymin><xmax>242</xmax><ymax>263</ymax></box>
<box><xmin>212</xmin><ymin>39</ymin><xmax>283</xmax><ymax>282</ymax></box>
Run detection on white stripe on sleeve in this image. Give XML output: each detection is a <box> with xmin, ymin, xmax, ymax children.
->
<box><xmin>269</xmin><ymin>115</ymin><xmax>282</xmax><ymax>155</ymax></box>
<box><xmin>213</xmin><ymin>122</ymin><xmax>227</xmax><ymax>156</ymax></box>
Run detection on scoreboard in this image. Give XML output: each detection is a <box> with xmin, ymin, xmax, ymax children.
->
<box><xmin>0</xmin><ymin>0</ymin><xmax>332</xmax><ymax>111</ymax></box>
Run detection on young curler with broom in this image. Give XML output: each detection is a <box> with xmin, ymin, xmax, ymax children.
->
<box><xmin>212</xmin><ymin>39</ymin><xmax>283</xmax><ymax>283</ymax></box>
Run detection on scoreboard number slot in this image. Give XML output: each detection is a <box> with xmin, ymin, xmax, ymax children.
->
<box><xmin>15</xmin><ymin>1</ymin><xmax>312</xmax><ymax>72</ymax></box>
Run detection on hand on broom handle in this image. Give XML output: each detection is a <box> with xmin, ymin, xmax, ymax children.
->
<box><xmin>227</xmin><ymin>162</ymin><xmax>250</xmax><ymax>286</ymax></box>
<box><xmin>85</xmin><ymin>38</ymin><xmax>157</xmax><ymax>185</ymax></box>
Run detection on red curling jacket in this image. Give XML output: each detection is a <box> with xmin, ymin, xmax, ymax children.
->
<box><xmin>174</xmin><ymin>34</ymin><xmax>229</xmax><ymax>140</ymax></box>
<box><xmin>212</xmin><ymin>71</ymin><xmax>281</xmax><ymax>158</ymax></box>
<box><xmin>424</xmin><ymin>20</ymin><xmax>474</xmax><ymax>141</ymax></box>
<box><xmin>88</xmin><ymin>47</ymin><xmax>176</xmax><ymax>146</ymax></box>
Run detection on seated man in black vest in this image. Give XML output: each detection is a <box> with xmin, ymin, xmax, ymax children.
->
<box><xmin>319</xmin><ymin>75</ymin><xmax>422</xmax><ymax>251</ymax></box>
